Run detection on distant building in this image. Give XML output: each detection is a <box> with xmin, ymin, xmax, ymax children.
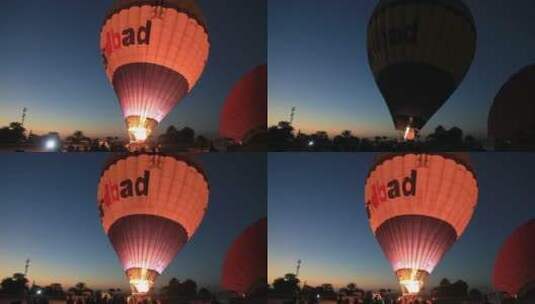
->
<box><xmin>339</xmin><ymin>291</ymin><xmax>364</xmax><ymax>304</ymax></box>
<box><xmin>486</xmin><ymin>292</ymin><xmax>506</xmax><ymax>304</ymax></box>
<box><xmin>62</xmin><ymin>137</ymin><xmax>92</xmax><ymax>152</ymax></box>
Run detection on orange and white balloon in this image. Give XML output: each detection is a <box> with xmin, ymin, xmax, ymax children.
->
<box><xmin>365</xmin><ymin>153</ymin><xmax>478</xmax><ymax>295</ymax></box>
<box><xmin>97</xmin><ymin>153</ymin><xmax>209</xmax><ymax>294</ymax></box>
<box><xmin>100</xmin><ymin>0</ymin><xmax>210</xmax><ymax>143</ymax></box>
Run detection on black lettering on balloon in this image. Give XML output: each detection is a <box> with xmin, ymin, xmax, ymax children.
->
<box><xmin>122</xmin><ymin>28</ymin><xmax>136</xmax><ymax>46</ymax></box>
<box><xmin>137</xmin><ymin>20</ymin><xmax>152</xmax><ymax>45</ymax></box>
<box><xmin>369</xmin><ymin>170</ymin><xmax>418</xmax><ymax>209</ymax></box>
<box><xmin>135</xmin><ymin>170</ymin><xmax>150</xmax><ymax>196</ymax></box>
<box><xmin>402</xmin><ymin>170</ymin><xmax>417</xmax><ymax>196</ymax></box>
<box><xmin>387</xmin><ymin>180</ymin><xmax>401</xmax><ymax>199</ymax></box>
<box><xmin>120</xmin><ymin>180</ymin><xmax>134</xmax><ymax>198</ymax></box>
<box><xmin>104</xmin><ymin>19</ymin><xmax>153</xmax><ymax>57</ymax></box>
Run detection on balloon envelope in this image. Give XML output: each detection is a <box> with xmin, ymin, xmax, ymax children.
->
<box><xmin>101</xmin><ymin>0</ymin><xmax>210</xmax><ymax>143</ymax></box>
<box><xmin>221</xmin><ymin>218</ymin><xmax>267</xmax><ymax>297</ymax></box>
<box><xmin>365</xmin><ymin>153</ymin><xmax>478</xmax><ymax>295</ymax></box>
<box><xmin>488</xmin><ymin>65</ymin><xmax>535</xmax><ymax>150</ymax></box>
<box><xmin>367</xmin><ymin>0</ymin><xmax>476</xmax><ymax>138</ymax></box>
<box><xmin>97</xmin><ymin>153</ymin><xmax>209</xmax><ymax>294</ymax></box>
<box><xmin>219</xmin><ymin>65</ymin><xmax>268</xmax><ymax>144</ymax></box>
<box><xmin>493</xmin><ymin>219</ymin><xmax>535</xmax><ymax>299</ymax></box>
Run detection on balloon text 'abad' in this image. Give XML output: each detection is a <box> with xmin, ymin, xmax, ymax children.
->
<box><xmin>101</xmin><ymin>170</ymin><xmax>150</xmax><ymax>208</ymax></box>
<box><xmin>367</xmin><ymin>169</ymin><xmax>417</xmax><ymax>211</ymax></box>
<box><xmin>102</xmin><ymin>20</ymin><xmax>153</xmax><ymax>65</ymax></box>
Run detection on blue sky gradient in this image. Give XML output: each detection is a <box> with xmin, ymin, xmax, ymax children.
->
<box><xmin>0</xmin><ymin>153</ymin><xmax>266</xmax><ymax>291</ymax></box>
<box><xmin>269</xmin><ymin>0</ymin><xmax>535</xmax><ymax>138</ymax></box>
<box><xmin>0</xmin><ymin>0</ymin><xmax>266</xmax><ymax>139</ymax></box>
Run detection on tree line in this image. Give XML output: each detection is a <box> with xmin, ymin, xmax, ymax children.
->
<box><xmin>268</xmin><ymin>121</ymin><xmax>485</xmax><ymax>152</ymax></box>
<box><xmin>267</xmin><ymin>273</ymin><xmax>511</xmax><ymax>304</ymax></box>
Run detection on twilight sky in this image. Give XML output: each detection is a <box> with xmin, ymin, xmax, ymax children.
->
<box><xmin>269</xmin><ymin>0</ymin><xmax>535</xmax><ymax>138</ymax></box>
<box><xmin>268</xmin><ymin>153</ymin><xmax>535</xmax><ymax>292</ymax></box>
<box><xmin>0</xmin><ymin>153</ymin><xmax>266</xmax><ymax>291</ymax></box>
<box><xmin>0</xmin><ymin>0</ymin><xmax>266</xmax><ymax>139</ymax></box>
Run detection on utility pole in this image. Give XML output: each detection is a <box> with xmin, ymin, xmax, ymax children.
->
<box><xmin>21</xmin><ymin>107</ymin><xmax>27</xmax><ymax>127</ymax></box>
<box><xmin>289</xmin><ymin>107</ymin><xmax>296</xmax><ymax>125</ymax></box>
<box><xmin>24</xmin><ymin>258</ymin><xmax>30</xmax><ymax>277</ymax></box>
<box><xmin>296</xmin><ymin>259</ymin><xmax>302</xmax><ymax>277</ymax></box>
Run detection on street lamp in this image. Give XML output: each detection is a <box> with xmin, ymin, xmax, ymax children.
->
<box><xmin>45</xmin><ymin>138</ymin><xmax>57</xmax><ymax>151</ymax></box>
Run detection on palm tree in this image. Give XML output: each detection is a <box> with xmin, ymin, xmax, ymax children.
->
<box><xmin>67</xmin><ymin>131</ymin><xmax>88</xmax><ymax>144</ymax></box>
<box><xmin>346</xmin><ymin>283</ymin><xmax>357</xmax><ymax>292</ymax></box>
<box><xmin>69</xmin><ymin>282</ymin><xmax>89</xmax><ymax>296</ymax></box>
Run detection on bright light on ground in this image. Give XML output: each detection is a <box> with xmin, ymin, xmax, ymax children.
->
<box><xmin>45</xmin><ymin>138</ymin><xmax>57</xmax><ymax>150</ymax></box>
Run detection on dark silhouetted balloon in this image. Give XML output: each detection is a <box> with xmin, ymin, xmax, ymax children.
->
<box><xmin>221</xmin><ymin>218</ymin><xmax>267</xmax><ymax>297</ymax></box>
<box><xmin>368</xmin><ymin>0</ymin><xmax>476</xmax><ymax>140</ymax></box>
<box><xmin>101</xmin><ymin>0</ymin><xmax>210</xmax><ymax>143</ymax></box>
<box><xmin>365</xmin><ymin>153</ymin><xmax>478</xmax><ymax>295</ymax></box>
<box><xmin>489</xmin><ymin>65</ymin><xmax>535</xmax><ymax>150</ymax></box>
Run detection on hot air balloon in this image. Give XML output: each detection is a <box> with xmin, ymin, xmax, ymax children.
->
<box><xmin>219</xmin><ymin>64</ymin><xmax>268</xmax><ymax>145</ymax></box>
<box><xmin>364</xmin><ymin>153</ymin><xmax>478</xmax><ymax>295</ymax></box>
<box><xmin>221</xmin><ymin>218</ymin><xmax>267</xmax><ymax>298</ymax></box>
<box><xmin>97</xmin><ymin>153</ymin><xmax>209</xmax><ymax>295</ymax></box>
<box><xmin>493</xmin><ymin>219</ymin><xmax>535</xmax><ymax>302</ymax></box>
<box><xmin>367</xmin><ymin>0</ymin><xmax>476</xmax><ymax>140</ymax></box>
<box><xmin>100</xmin><ymin>0</ymin><xmax>210</xmax><ymax>144</ymax></box>
<box><xmin>488</xmin><ymin>65</ymin><xmax>535</xmax><ymax>150</ymax></box>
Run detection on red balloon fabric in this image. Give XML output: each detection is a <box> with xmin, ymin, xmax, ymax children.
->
<box><xmin>221</xmin><ymin>218</ymin><xmax>267</xmax><ymax>296</ymax></box>
<box><xmin>219</xmin><ymin>65</ymin><xmax>267</xmax><ymax>143</ymax></box>
<box><xmin>493</xmin><ymin>219</ymin><xmax>535</xmax><ymax>297</ymax></box>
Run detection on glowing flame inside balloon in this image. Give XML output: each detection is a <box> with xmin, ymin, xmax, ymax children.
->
<box><xmin>400</xmin><ymin>279</ymin><xmax>423</xmax><ymax>295</ymax></box>
<box><xmin>126</xmin><ymin>267</ymin><xmax>158</xmax><ymax>295</ymax></box>
<box><xmin>128</xmin><ymin>126</ymin><xmax>149</xmax><ymax>143</ymax></box>
<box><xmin>403</xmin><ymin>126</ymin><xmax>416</xmax><ymax>141</ymax></box>
<box><xmin>130</xmin><ymin>279</ymin><xmax>151</xmax><ymax>294</ymax></box>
